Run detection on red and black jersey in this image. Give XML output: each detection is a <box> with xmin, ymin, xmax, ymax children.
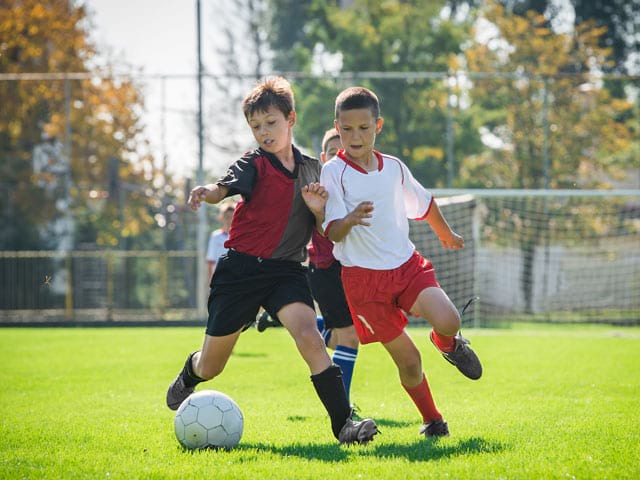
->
<box><xmin>217</xmin><ymin>145</ymin><xmax>320</xmax><ymax>262</ymax></box>
<box><xmin>308</xmin><ymin>229</ymin><xmax>336</xmax><ymax>269</ymax></box>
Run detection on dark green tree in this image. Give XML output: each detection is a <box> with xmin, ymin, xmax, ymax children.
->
<box><xmin>267</xmin><ymin>0</ymin><xmax>481</xmax><ymax>187</ymax></box>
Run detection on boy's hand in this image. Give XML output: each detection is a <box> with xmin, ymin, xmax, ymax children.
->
<box><xmin>302</xmin><ymin>182</ymin><xmax>328</xmax><ymax>215</ymax></box>
<box><xmin>346</xmin><ymin>201</ymin><xmax>374</xmax><ymax>227</ymax></box>
<box><xmin>188</xmin><ymin>186</ymin><xmax>211</xmax><ymax>211</ymax></box>
<box><xmin>438</xmin><ymin>231</ymin><xmax>464</xmax><ymax>250</ymax></box>
<box><xmin>326</xmin><ymin>201</ymin><xmax>374</xmax><ymax>242</ymax></box>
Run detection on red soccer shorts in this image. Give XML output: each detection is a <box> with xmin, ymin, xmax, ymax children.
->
<box><xmin>340</xmin><ymin>251</ymin><xmax>440</xmax><ymax>344</ymax></box>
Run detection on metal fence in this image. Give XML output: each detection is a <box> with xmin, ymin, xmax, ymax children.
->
<box><xmin>2</xmin><ymin>190</ymin><xmax>638</xmax><ymax>327</ymax></box>
<box><xmin>0</xmin><ymin>250</ymin><xmax>200</xmax><ymax>325</ymax></box>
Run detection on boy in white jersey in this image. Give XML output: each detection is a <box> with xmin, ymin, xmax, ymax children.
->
<box><xmin>321</xmin><ymin>86</ymin><xmax>482</xmax><ymax>438</ymax></box>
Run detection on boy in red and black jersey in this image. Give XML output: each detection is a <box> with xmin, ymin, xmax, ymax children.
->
<box><xmin>218</xmin><ymin>145</ymin><xmax>320</xmax><ymax>262</ymax></box>
<box><xmin>165</xmin><ymin>77</ymin><xmax>377</xmax><ymax>445</ymax></box>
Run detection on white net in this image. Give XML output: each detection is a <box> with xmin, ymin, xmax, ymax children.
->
<box><xmin>409</xmin><ymin>190</ymin><xmax>640</xmax><ymax>326</ymax></box>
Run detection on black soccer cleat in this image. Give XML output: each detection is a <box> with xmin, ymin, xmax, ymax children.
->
<box><xmin>419</xmin><ymin>419</ymin><xmax>450</xmax><ymax>438</ymax></box>
<box><xmin>256</xmin><ymin>310</ymin><xmax>282</xmax><ymax>332</ymax></box>
<box><xmin>430</xmin><ymin>331</ymin><xmax>483</xmax><ymax>380</ymax></box>
<box><xmin>166</xmin><ymin>371</ymin><xmax>194</xmax><ymax>411</ymax></box>
<box><xmin>338</xmin><ymin>416</ymin><xmax>378</xmax><ymax>445</ymax></box>
<box><xmin>166</xmin><ymin>353</ymin><xmax>200</xmax><ymax>410</ymax></box>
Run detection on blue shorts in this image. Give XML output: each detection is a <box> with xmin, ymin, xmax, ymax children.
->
<box><xmin>307</xmin><ymin>261</ymin><xmax>353</xmax><ymax>330</ymax></box>
<box><xmin>206</xmin><ymin>249</ymin><xmax>314</xmax><ymax>336</ymax></box>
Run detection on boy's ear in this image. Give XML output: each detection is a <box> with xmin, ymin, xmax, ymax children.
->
<box><xmin>334</xmin><ymin>119</ymin><xmax>340</xmax><ymax>132</ymax></box>
<box><xmin>288</xmin><ymin>111</ymin><xmax>297</xmax><ymax>127</ymax></box>
<box><xmin>376</xmin><ymin>116</ymin><xmax>384</xmax><ymax>133</ymax></box>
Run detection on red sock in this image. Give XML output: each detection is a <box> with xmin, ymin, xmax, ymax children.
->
<box><xmin>403</xmin><ymin>374</ymin><xmax>441</xmax><ymax>424</ymax></box>
<box><xmin>431</xmin><ymin>330</ymin><xmax>456</xmax><ymax>353</ymax></box>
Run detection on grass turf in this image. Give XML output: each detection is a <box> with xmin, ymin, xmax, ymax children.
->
<box><xmin>1</xmin><ymin>323</ymin><xmax>639</xmax><ymax>479</ymax></box>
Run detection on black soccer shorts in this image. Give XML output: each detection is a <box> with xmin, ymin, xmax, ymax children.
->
<box><xmin>205</xmin><ymin>249</ymin><xmax>314</xmax><ymax>336</ymax></box>
<box><xmin>307</xmin><ymin>261</ymin><xmax>354</xmax><ymax>330</ymax></box>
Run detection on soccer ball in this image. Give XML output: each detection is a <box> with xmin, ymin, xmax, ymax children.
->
<box><xmin>174</xmin><ymin>390</ymin><xmax>244</xmax><ymax>450</ymax></box>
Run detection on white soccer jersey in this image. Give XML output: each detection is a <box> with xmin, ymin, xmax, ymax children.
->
<box><xmin>321</xmin><ymin>150</ymin><xmax>433</xmax><ymax>270</ymax></box>
<box><xmin>206</xmin><ymin>229</ymin><xmax>229</xmax><ymax>262</ymax></box>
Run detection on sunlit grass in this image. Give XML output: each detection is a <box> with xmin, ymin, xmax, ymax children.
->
<box><xmin>1</xmin><ymin>324</ymin><xmax>639</xmax><ymax>479</ymax></box>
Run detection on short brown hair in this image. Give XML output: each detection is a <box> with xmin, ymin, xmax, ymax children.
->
<box><xmin>219</xmin><ymin>202</ymin><xmax>236</xmax><ymax>214</ymax></box>
<box><xmin>321</xmin><ymin>128</ymin><xmax>340</xmax><ymax>153</ymax></box>
<box><xmin>335</xmin><ymin>86</ymin><xmax>380</xmax><ymax>119</ymax></box>
<box><xmin>242</xmin><ymin>77</ymin><xmax>295</xmax><ymax>119</ymax></box>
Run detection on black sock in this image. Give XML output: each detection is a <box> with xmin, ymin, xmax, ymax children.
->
<box><xmin>311</xmin><ymin>364</ymin><xmax>352</xmax><ymax>439</ymax></box>
<box><xmin>182</xmin><ymin>351</ymin><xmax>205</xmax><ymax>388</ymax></box>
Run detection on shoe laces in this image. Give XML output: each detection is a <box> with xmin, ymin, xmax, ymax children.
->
<box><xmin>454</xmin><ymin>334</ymin><xmax>471</xmax><ymax>350</ymax></box>
<box><xmin>460</xmin><ymin>296</ymin><xmax>479</xmax><ymax>316</ymax></box>
<box><xmin>350</xmin><ymin>404</ymin><xmax>363</xmax><ymax>422</ymax></box>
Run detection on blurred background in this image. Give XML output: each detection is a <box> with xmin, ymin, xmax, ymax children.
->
<box><xmin>0</xmin><ymin>0</ymin><xmax>638</xmax><ymax>325</ymax></box>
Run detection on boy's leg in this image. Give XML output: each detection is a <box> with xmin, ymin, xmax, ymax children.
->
<box><xmin>382</xmin><ymin>332</ymin><xmax>441</xmax><ymax>421</ymax></box>
<box><xmin>316</xmin><ymin>316</ymin><xmax>333</xmax><ymax>348</ymax></box>
<box><xmin>277</xmin><ymin>302</ymin><xmax>377</xmax><ymax>444</ymax></box>
<box><xmin>330</xmin><ymin>325</ymin><xmax>359</xmax><ymax>402</ymax></box>
<box><xmin>411</xmin><ymin>287</ymin><xmax>482</xmax><ymax>380</ymax></box>
<box><xmin>383</xmin><ymin>331</ymin><xmax>449</xmax><ymax>438</ymax></box>
<box><xmin>277</xmin><ymin>302</ymin><xmax>336</xmax><ymax>376</ymax></box>
<box><xmin>308</xmin><ymin>263</ymin><xmax>359</xmax><ymax>399</ymax></box>
<box><xmin>166</xmin><ymin>331</ymin><xmax>241</xmax><ymax>410</ymax></box>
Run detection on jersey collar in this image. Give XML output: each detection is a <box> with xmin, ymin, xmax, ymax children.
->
<box><xmin>258</xmin><ymin>145</ymin><xmax>303</xmax><ymax>178</ymax></box>
<box><xmin>336</xmin><ymin>149</ymin><xmax>383</xmax><ymax>173</ymax></box>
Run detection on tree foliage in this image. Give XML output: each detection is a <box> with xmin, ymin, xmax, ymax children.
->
<box><xmin>449</xmin><ymin>0</ymin><xmax>639</xmax><ymax>72</ymax></box>
<box><xmin>267</xmin><ymin>0</ymin><xmax>478</xmax><ymax>187</ymax></box>
<box><xmin>203</xmin><ymin>0</ymin><xmax>272</xmax><ymax>172</ymax></box>
<box><xmin>571</xmin><ymin>0</ymin><xmax>639</xmax><ymax>74</ymax></box>
<box><xmin>461</xmin><ymin>1</ymin><xmax>636</xmax><ymax>189</ymax></box>
<box><xmin>0</xmin><ymin>0</ymin><xmax>167</xmax><ymax>250</ymax></box>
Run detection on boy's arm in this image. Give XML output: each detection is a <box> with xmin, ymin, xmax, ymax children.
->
<box><xmin>188</xmin><ymin>184</ymin><xmax>230</xmax><ymax>211</ymax></box>
<box><xmin>327</xmin><ymin>201</ymin><xmax>374</xmax><ymax>242</ymax></box>
<box><xmin>425</xmin><ymin>200</ymin><xmax>464</xmax><ymax>249</ymax></box>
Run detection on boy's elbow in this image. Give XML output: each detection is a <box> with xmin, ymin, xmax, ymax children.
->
<box><xmin>324</xmin><ymin>220</ymin><xmax>341</xmax><ymax>242</ymax></box>
<box><xmin>327</xmin><ymin>228</ymin><xmax>345</xmax><ymax>243</ymax></box>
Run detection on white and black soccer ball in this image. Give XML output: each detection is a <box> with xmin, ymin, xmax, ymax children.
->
<box><xmin>174</xmin><ymin>390</ymin><xmax>244</xmax><ymax>450</ymax></box>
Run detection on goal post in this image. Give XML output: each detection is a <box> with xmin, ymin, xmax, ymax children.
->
<box><xmin>409</xmin><ymin>189</ymin><xmax>640</xmax><ymax>327</ymax></box>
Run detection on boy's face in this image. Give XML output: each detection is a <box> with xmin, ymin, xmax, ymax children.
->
<box><xmin>247</xmin><ymin>106</ymin><xmax>295</xmax><ymax>155</ymax></box>
<box><xmin>321</xmin><ymin>137</ymin><xmax>342</xmax><ymax>164</ymax></box>
<box><xmin>334</xmin><ymin>108</ymin><xmax>383</xmax><ymax>163</ymax></box>
<box><xmin>220</xmin><ymin>209</ymin><xmax>234</xmax><ymax>228</ymax></box>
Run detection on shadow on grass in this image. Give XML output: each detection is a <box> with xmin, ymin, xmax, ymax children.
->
<box><xmin>237</xmin><ymin>436</ymin><xmax>505</xmax><ymax>462</ymax></box>
<box><xmin>231</xmin><ymin>351</ymin><xmax>268</xmax><ymax>358</ymax></box>
<box><xmin>284</xmin><ymin>415</ymin><xmax>412</xmax><ymax>429</ymax></box>
<box><xmin>370</xmin><ymin>436</ymin><xmax>506</xmax><ymax>461</ymax></box>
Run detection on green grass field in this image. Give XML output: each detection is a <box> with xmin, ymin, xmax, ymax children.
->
<box><xmin>1</xmin><ymin>323</ymin><xmax>639</xmax><ymax>479</ymax></box>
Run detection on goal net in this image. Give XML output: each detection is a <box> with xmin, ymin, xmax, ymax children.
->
<box><xmin>409</xmin><ymin>190</ymin><xmax>640</xmax><ymax>327</ymax></box>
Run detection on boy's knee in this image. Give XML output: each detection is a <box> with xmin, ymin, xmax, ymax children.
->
<box><xmin>436</xmin><ymin>310</ymin><xmax>461</xmax><ymax>336</ymax></box>
<box><xmin>295</xmin><ymin>325</ymin><xmax>327</xmax><ymax>349</ymax></box>
<box><xmin>398</xmin><ymin>356</ymin><xmax>422</xmax><ymax>378</ymax></box>
<box><xmin>333</xmin><ymin>327</ymin><xmax>359</xmax><ymax>348</ymax></box>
